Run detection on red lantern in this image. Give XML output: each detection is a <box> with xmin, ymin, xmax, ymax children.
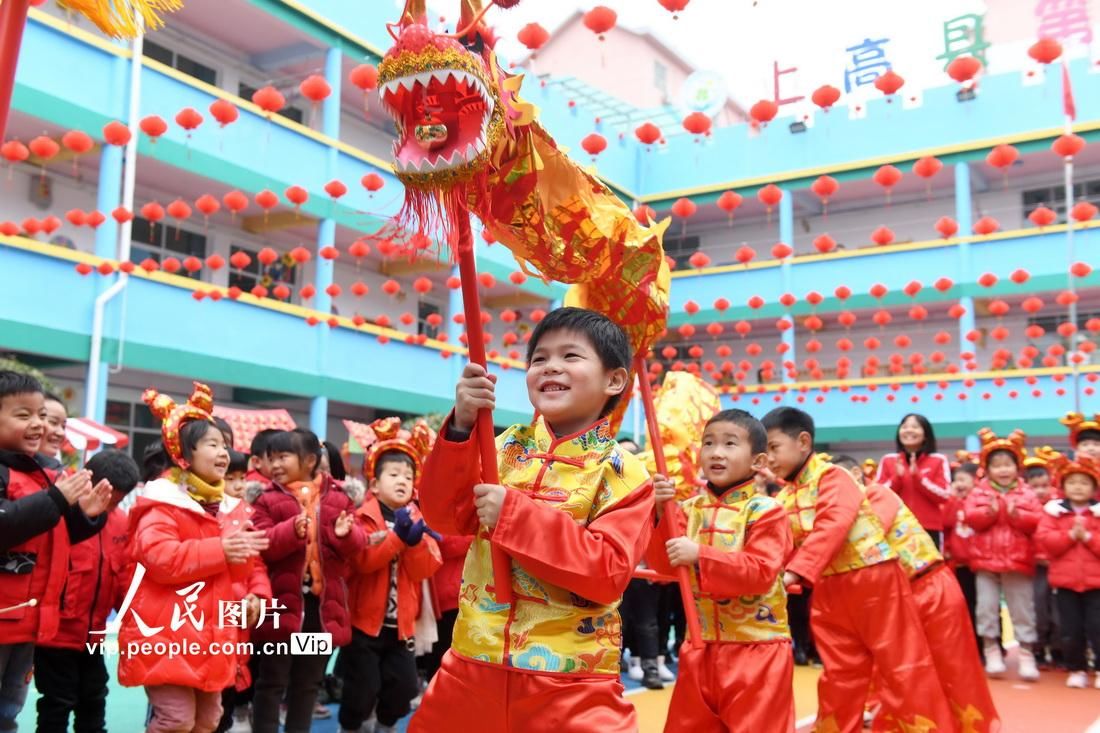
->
<box><xmin>1011</xmin><ymin>269</ymin><xmax>1031</xmax><ymax>285</ymax></box>
<box><xmin>688</xmin><ymin>251</ymin><xmax>710</xmax><ymax>269</ymax></box>
<box><xmin>933</xmin><ymin>277</ymin><xmax>954</xmax><ymax>292</ymax></box>
<box><xmin>1072</xmin><ymin>201</ymin><xmax>1098</xmax><ymax>222</ymax></box>
<box><xmin>349</xmin><ymin>65</ymin><xmax>378</xmax><ymax>91</ymax></box>
<box><xmin>934</xmin><ymin>216</ymin><xmax>958</xmax><ymax>239</ymax></box>
<box><xmin>285</xmin><ymin>185</ymin><xmax>308</xmax><ymax>209</ymax></box>
<box><xmin>478</xmin><ymin>272</ymin><xmax>496</xmax><ymax>288</ymax></box>
<box><xmin>230</xmin><ymin>251</ymin><xmax>251</xmax><ymax>269</ymax></box>
<box><xmin>255</xmin><ymin>190</ymin><xmax>279</xmax><ymax>211</ymax></box>
<box><xmin>1028</xmin><ymin>38</ymin><xmax>1062</xmax><ymax>64</ymax></box>
<box><xmin>757</xmin><ymin>183</ymin><xmax>782</xmax><ymax>211</ymax></box>
<box><xmin>65</xmin><ymin>209</ymin><xmax>87</xmax><ymax>227</ymax></box>
<box><xmin>749</xmin><ymin>99</ymin><xmax>778</xmax><ymax>125</ymax></box>
<box><xmin>872</xmin><ymin>165</ymin><xmax>902</xmax><ymax>201</ymax></box>
<box><xmin>161</xmin><ymin>257</ymin><xmax>181</xmax><ymax>274</ymax></box>
<box><xmin>581</xmin><ymin>133</ymin><xmax>607</xmax><ymax>158</ymax></box>
<box><xmin>413</xmin><ymin>276</ymin><xmax>433</xmax><ymax>294</ymax></box>
<box><xmin>771</xmin><ymin>242</ymin><xmax>792</xmax><ymax>259</ymax></box>
<box><xmin>912</xmin><ymin>155</ymin><xmax>942</xmax><ymax>182</ymax></box>
<box><xmin>873</xmin><ymin>69</ymin><xmax>905</xmax><ymax>97</ymax></box>
<box><xmin>1052</xmin><ymin>133</ymin><xmax>1085</xmax><ymax>159</ymax></box>
<box><xmin>140</xmin><ymin>202</ymin><xmax>164</xmax><ymax>223</ymax></box>
<box><xmin>682</xmin><ymin>111</ymin><xmax>712</xmax><ymax>137</ymax></box>
<box><xmin>61</xmin><ymin>130</ymin><xmax>93</xmax><ymax>156</ymax></box>
<box><xmin>205</xmin><ymin>254</ymin><xmax>225</xmax><ymax>270</ymax></box>
<box><xmin>747</xmin><ymin>295</ymin><xmax>765</xmax><ymax>310</ymax></box>
<box><xmin>361</xmin><ymin>173</ymin><xmax>384</xmax><ymax>193</ymax></box>
<box><xmin>947</xmin><ymin>56</ymin><xmax>982</xmax><ymax>83</ymax></box>
<box><xmin>657</xmin><ymin>0</ymin><xmax>690</xmax><ymax>18</ymax></box>
<box><xmin>973</xmin><ymin>216</ymin><xmax>999</xmax><ymax>235</ymax></box>
<box><xmin>810</xmin><ymin>176</ymin><xmax>838</xmax><ymax>208</ymax></box>
<box><xmin>139</xmin><ymin>115</ymin><xmax>167</xmax><ymax>140</ymax></box>
<box><xmin>324</xmin><ymin>180</ymin><xmax>347</xmax><ymax>199</ymax></box>
<box><xmin>509</xmin><ymin>271</ymin><xmax>527</xmax><ymax>285</ymax></box>
<box><xmin>811</xmin><ymin>85</ymin><xmax>841</xmax><ymax>111</ymax></box>
<box><xmin>257</xmin><ymin>247</ymin><xmax>278</xmax><ymax>266</ymax></box>
<box><xmin>835</xmin><ymin>285</ymin><xmax>852</xmax><ymax>301</ymax></box>
<box><xmin>735</xmin><ymin>246</ymin><xmax>755</xmax><ymax>265</ymax></box>
<box><xmin>870</xmin><ymin>226</ymin><xmax>894</xmax><ymax>246</ymax></box>
<box><xmin>382</xmin><ymin>279</ymin><xmax>401</xmax><ymax>296</ymax></box>
<box><xmin>716</xmin><ymin>190</ymin><xmax>741</xmax><ymax>224</ymax></box>
<box><xmin>813</xmin><ymin>234</ymin><xmax>836</xmax><ymax>253</ymax></box>
<box><xmin>1071</xmin><ymin>261</ymin><xmax>1093</xmax><ymax>278</ymax></box>
<box><xmin>517</xmin><ymin>22</ymin><xmax>550</xmax><ymax>51</ymax></box>
<box><xmin>348</xmin><ymin>240</ymin><xmax>370</xmax><ymax>259</ymax></box>
<box><xmin>175</xmin><ymin>107</ymin><xmax>203</xmax><ymax>132</ymax></box>
<box><xmin>1</xmin><ymin>140</ymin><xmax>29</xmax><ymax>165</ymax></box>
<box><xmin>635</xmin><ymin>122</ymin><xmax>661</xmax><ymax>147</ymax></box>
<box><xmin>166</xmin><ymin>199</ymin><xmax>192</xmax><ymax>223</ymax></box>
<box><xmin>634</xmin><ymin>205</ymin><xmax>656</xmax><ymax>225</ymax></box>
<box><xmin>869</xmin><ymin>283</ymin><xmax>888</xmax><ymax>300</ymax></box>
<box><xmin>582</xmin><ymin>6</ymin><xmax>617</xmax><ymax>40</ymax></box>
<box><xmin>223</xmin><ymin>191</ymin><xmax>248</xmax><ymax>215</ymax></box>
<box><xmin>671</xmin><ymin>198</ymin><xmax>697</xmax><ymax>219</ymax></box>
<box><xmin>209</xmin><ymin>99</ymin><xmax>238</xmax><ymax>127</ymax></box>
<box><xmin>986</xmin><ymin>144</ymin><xmax>1018</xmax><ymax>170</ymax></box>
<box><xmin>86</xmin><ymin>211</ymin><xmax>105</xmax><ymax>229</ymax></box>
<box><xmin>977</xmin><ymin>272</ymin><xmax>998</xmax><ymax>288</ymax></box>
<box><xmin>28</xmin><ymin>136</ymin><xmax>59</xmax><ymax>161</ymax></box>
<box><xmin>195</xmin><ymin>194</ymin><xmax>219</xmax><ymax>219</ymax></box>
<box><xmin>299</xmin><ymin>284</ymin><xmax>315</xmax><ymax>299</ymax></box>
<box><xmin>319</xmin><ymin>246</ymin><xmax>339</xmax><ymax>260</ymax></box>
<box><xmin>290</xmin><ymin>246</ymin><xmax>311</xmax><ymax>264</ymax></box>
<box><xmin>102</xmin><ymin>121</ymin><xmax>131</xmax><ymax>146</ymax></box>
<box><xmin>299</xmin><ymin>75</ymin><xmax>331</xmax><ymax>104</ymax></box>
<box><xmin>251</xmin><ymin>86</ymin><xmax>286</xmax><ymax>115</ymax></box>
<box><xmin>1028</xmin><ymin>205</ymin><xmax>1056</xmax><ymax>227</ymax></box>
<box><xmin>182</xmin><ymin>256</ymin><xmax>203</xmax><ymax>273</ymax></box>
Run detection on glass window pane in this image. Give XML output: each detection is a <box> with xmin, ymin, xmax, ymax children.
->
<box><xmin>131</xmin><ymin>431</ymin><xmax>161</xmax><ymax>461</ymax></box>
<box><xmin>105</xmin><ymin>400</ymin><xmax>130</xmax><ymax>427</ymax></box>
<box><xmin>143</xmin><ymin>40</ymin><xmax>173</xmax><ymax>66</ymax></box>
<box><xmin>176</xmin><ymin>54</ymin><xmax>217</xmax><ymax>86</ymax></box>
<box><xmin>133</xmin><ymin>403</ymin><xmax>158</xmax><ymax>429</ymax></box>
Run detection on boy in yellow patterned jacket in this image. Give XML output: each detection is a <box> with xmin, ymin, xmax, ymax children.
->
<box><xmin>762</xmin><ymin>407</ymin><xmax>952</xmax><ymax>733</ymax></box>
<box><xmin>409</xmin><ymin>308</ymin><xmax>654</xmax><ymax>733</ymax></box>
<box><xmin>647</xmin><ymin>409</ymin><xmax>794</xmax><ymax>733</ymax></box>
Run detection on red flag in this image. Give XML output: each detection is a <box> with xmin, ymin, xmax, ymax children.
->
<box><xmin>1062</xmin><ymin>62</ymin><xmax>1077</xmax><ymax>121</ymax></box>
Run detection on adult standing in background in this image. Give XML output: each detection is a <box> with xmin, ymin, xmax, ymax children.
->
<box><xmin>876</xmin><ymin>414</ymin><xmax>952</xmax><ymax>547</ymax></box>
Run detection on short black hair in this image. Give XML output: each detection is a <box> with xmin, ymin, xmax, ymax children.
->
<box><xmin>985</xmin><ymin>448</ymin><xmax>1019</xmax><ymax>468</ymax></box>
<box><xmin>324</xmin><ymin>440</ymin><xmax>346</xmax><ymax>481</ymax></box>
<box><xmin>895</xmin><ymin>413</ymin><xmax>937</xmax><ymax>456</ymax></box>
<box><xmin>761</xmin><ymin>406</ymin><xmax>815</xmax><ymax>441</ymax></box>
<box><xmin>0</xmin><ymin>371</ymin><xmax>43</xmax><ymax>403</ymax></box>
<box><xmin>85</xmin><ymin>449</ymin><xmax>140</xmax><ymax>496</ymax></box>
<box><xmin>373</xmin><ymin>450</ymin><xmax>415</xmax><ymax>479</ymax></box>
<box><xmin>953</xmin><ymin>462</ymin><xmax>980</xmax><ymax>479</ymax></box>
<box><xmin>267</xmin><ymin>429</ymin><xmax>323</xmax><ymax>476</ymax></box>
<box><xmin>706</xmin><ymin>409</ymin><xmax>767</xmax><ymax>454</ymax></box>
<box><xmin>141</xmin><ymin>441</ymin><xmax>171</xmax><ymax>483</ymax></box>
<box><xmin>526</xmin><ymin>307</ymin><xmax>632</xmax><ymax>416</ymax></box>
<box><xmin>179</xmin><ymin>420</ymin><xmax>221</xmax><ymax>465</ymax></box>
<box><xmin>1077</xmin><ymin>429</ymin><xmax>1100</xmax><ymax>445</ymax></box>
<box><xmin>250</xmin><ymin>428</ymin><xmax>281</xmax><ymax>459</ymax></box>
<box><xmin>1024</xmin><ymin>465</ymin><xmax>1050</xmax><ymax>481</ymax></box>
<box><xmin>831</xmin><ymin>455</ymin><xmax>860</xmax><ymax>472</ymax></box>
<box><xmin>228</xmin><ymin>450</ymin><xmax>249</xmax><ymax>474</ymax></box>
<box><xmin>213</xmin><ymin>416</ymin><xmax>234</xmax><ymax>449</ymax></box>
<box><xmin>43</xmin><ymin>392</ymin><xmax>66</xmax><ymax>408</ymax></box>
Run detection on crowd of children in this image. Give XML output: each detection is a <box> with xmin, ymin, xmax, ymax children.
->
<box><xmin>0</xmin><ymin>305</ymin><xmax>1098</xmax><ymax>733</ymax></box>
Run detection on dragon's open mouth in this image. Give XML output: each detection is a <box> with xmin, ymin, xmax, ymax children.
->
<box><xmin>381</xmin><ymin>68</ymin><xmax>495</xmax><ymax>174</ymax></box>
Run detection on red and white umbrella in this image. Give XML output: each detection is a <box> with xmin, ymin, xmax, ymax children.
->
<box><xmin>65</xmin><ymin>417</ymin><xmax>130</xmax><ymax>451</ymax></box>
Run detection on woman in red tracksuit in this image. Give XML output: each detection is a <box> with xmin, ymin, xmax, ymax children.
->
<box><xmin>33</xmin><ymin>450</ymin><xmax>140</xmax><ymax>733</ymax></box>
<box><xmin>120</xmin><ymin>385</ymin><xmax>270</xmax><ymax>733</ymax></box>
<box><xmin>876</xmin><ymin>414</ymin><xmax>952</xmax><ymax>546</ymax></box>
<box><xmin>1035</xmin><ymin>457</ymin><xmax>1100</xmax><ymax>689</ymax></box>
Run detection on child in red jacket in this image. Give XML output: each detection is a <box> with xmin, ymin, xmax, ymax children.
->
<box><xmin>1035</xmin><ymin>455</ymin><xmax>1100</xmax><ymax>689</ymax></box>
<box><xmin>964</xmin><ymin>429</ymin><xmax>1042</xmax><ymax>681</ymax></box>
<box><xmin>340</xmin><ymin>418</ymin><xmax>442</xmax><ymax>733</ymax></box>
<box><xmin>943</xmin><ymin>462</ymin><xmax>982</xmax><ymax>652</ymax></box>
<box><xmin>33</xmin><ymin>449</ymin><xmax>140</xmax><ymax>733</ymax></box>
<box><xmin>0</xmin><ymin>372</ymin><xmax>111</xmax><ymax>730</ymax></box>
<box><xmin>118</xmin><ymin>384</ymin><xmax>270</xmax><ymax>733</ymax></box>
<box><xmin>250</xmin><ymin>428</ymin><xmax>365</xmax><ymax>733</ymax></box>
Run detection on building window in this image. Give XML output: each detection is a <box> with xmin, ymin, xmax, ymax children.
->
<box><xmin>418</xmin><ymin>301</ymin><xmax>441</xmax><ymax>339</ymax></box>
<box><xmin>227</xmin><ymin>244</ymin><xmax>300</xmax><ymax>297</ymax></box>
<box><xmin>1022</xmin><ymin>178</ymin><xmax>1100</xmax><ymax>221</ymax></box>
<box><xmin>130</xmin><ymin>217</ymin><xmax>207</xmax><ymax>280</ymax></box>
<box><xmin>144</xmin><ymin>40</ymin><xmax>218</xmax><ymax>86</ymax></box>
<box><xmin>238</xmin><ymin>83</ymin><xmax>304</xmax><ymax>125</ymax></box>
<box><xmin>663</xmin><ymin>234</ymin><xmax>701</xmax><ymax>269</ymax></box>
<box><xmin>105</xmin><ymin>399</ymin><xmax>162</xmax><ymax>460</ymax></box>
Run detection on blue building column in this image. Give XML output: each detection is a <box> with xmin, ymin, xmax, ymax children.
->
<box><xmin>309</xmin><ymin>47</ymin><xmax>342</xmax><ymax>439</ymax></box>
<box><xmin>778</xmin><ymin>187</ymin><xmax>796</xmax><ymax>395</ymax></box>
<box><xmin>954</xmin><ymin>162</ymin><xmax>979</xmax><ymax>453</ymax></box>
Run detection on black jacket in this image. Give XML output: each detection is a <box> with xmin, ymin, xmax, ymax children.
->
<box><xmin>0</xmin><ymin>450</ymin><xmax>105</xmax><ymax>552</ymax></box>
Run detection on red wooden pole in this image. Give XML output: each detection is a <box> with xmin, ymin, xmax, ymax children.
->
<box><xmin>455</xmin><ymin>209</ymin><xmax>512</xmax><ymax>603</ymax></box>
<box><xmin>633</xmin><ymin>355</ymin><xmax>703</xmax><ymax>649</ymax></box>
<box><xmin>0</xmin><ymin>0</ymin><xmax>31</xmax><ymax>142</ymax></box>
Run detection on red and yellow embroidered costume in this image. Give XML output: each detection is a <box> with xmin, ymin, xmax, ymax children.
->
<box><xmin>865</xmin><ymin>482</ymin><xmax>1000</xmax><ymax>733</ymax></box>
<box><xmin>411</xmin><ymin>414</ymin><xmax>652</xmax><ymax>732</ymax></box>
<box><xmin>778</xmin><ymin>453</ymin><xmax>953</xmax><ymax>732</ymax></box>
<box><xmin>647</xmin><ymin>477</ymin><xmax>794</xmax><ymax>732</ymax></box>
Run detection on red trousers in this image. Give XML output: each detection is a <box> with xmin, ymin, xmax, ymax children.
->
<box><xmin>911</xmin><ymin>564</ymin><xmax>1000</xmax><ymax>733</ymax></box>
<box><xmin>811</xmin><ymin>561</ymin><xmax>952</xmax><ymax>733</ymax></box>
<box><xmin>408</xmin><ymin>650</ymin><xmax>638</xmax><ymax>733</ymax></box>
<box><xmin>665</xmin><ymin>640</ymin><xmax>794</xmax><ymax>733</ymax></box>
